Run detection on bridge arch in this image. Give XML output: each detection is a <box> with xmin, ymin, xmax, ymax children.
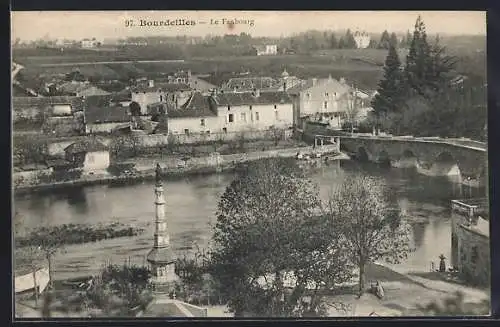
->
<box><xmin>357</xmin><ymin>147</ymin><xmax>370</xmax><ymax>162</ymax></box>
<box><xmin>426</xmin><ymin>151</ymin><xmax>461</xmax><ymax>177</ymax></box>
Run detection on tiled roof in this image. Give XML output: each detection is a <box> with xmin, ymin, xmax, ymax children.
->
<box><xmin>213</xmin><ymin>91</ymin><xmax>293</xmax><ymax>107</ymax></box>
<box><xmin>287</xmin><ymin>78</ymin><xmax>351</xmax><ymax>95</ymax></box>
<box><xmin>168</xmin><ymin>92</ymin><xmax>217</xmax><ymax>118</ymax></box>
<box><xmin>64</xmin><ymin>138</ymin><xmax>108</xmax><ymax>153</ymax></box>
<box><xmin>131</xmin><ymin>82</ymin><xmax>191</xmax><ymax>93</ymax></box>
<box><xmin>85</xmin><ymin>106</ymin><xmax>130</xmax><ymax>124</ymax></box>
<box><xmin>12</xmin><ymin>96</ymin><xmax>85</xmax><ymax>113</ymax></box>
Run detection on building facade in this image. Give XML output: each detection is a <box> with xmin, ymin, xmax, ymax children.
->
<box><xmin>64</xmin><ymin>139</ymin><xmax>110</xmax><ymax>174</ymax></box>
<box><xmin>212</xmin><ymin>90</ymin><xmax>294</xmax><ymax>133</ymax></box>
<box><xmin>255</xmin><ymin>44</ymin><xmax>278</xmax><ymax>56</ymax></box>
<box><xmin>451</xmin><ymin>199</ymin><xmax>490</xmax><ymax>287</ymax></box>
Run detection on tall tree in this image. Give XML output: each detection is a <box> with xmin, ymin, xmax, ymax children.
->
<box><xmin>404</xmin><ymin>15</ymin><xmax>433</xmax><ymax>97</ymax></box>
<box><xmin>325</xmin><ymin>175</ymin><xmax>412</xmax><ymax>296</ymax></box>
<box><xmin>378</xmin><ymin>30</ymin><xmax>391</xmax><ymax>49</ymax></box>
<box><xmin>338</xmin><ymin>37</ymin><xmax>346</xmax><ymax>49</ymax></box>
<box><xmin>330</xmin><ymin>33</ymin><xmax>338</xmax><ymax>49</ymax></box>
<box><xmin>372</xmin><ymin>44</ymin><xmax>405</xmax><ymax>123</ymax></box>
<box><xmin>209</xmin><ymin>158</ymin><xmax>353</xmax><ymax>317</ymax></box>
<box><xmin>389</xmin><ymin>32</ymin><xmax>399</xmax><ymax>48</ymax></box>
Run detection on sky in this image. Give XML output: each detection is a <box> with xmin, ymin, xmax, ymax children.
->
<box><xmin>11</xmin><ymin>11</ymin><xmax>486</xmax><ymax>41</ymax></box>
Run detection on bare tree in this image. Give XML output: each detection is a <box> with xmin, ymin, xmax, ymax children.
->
<box><xmin>344</xmin><ymin>87</ymin><xmax>361</xmax><ymax>135</ymax></box>
<box><xmin>325</xmin><ymin>175</ymin><xmax>412</xmax><ymax>296</ymax></box>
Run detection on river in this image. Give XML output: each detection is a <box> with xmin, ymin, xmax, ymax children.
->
<box><xmin>13</xmin><ymin>160</ymin><xmax>486</xmax><ymax>281</ymax></box>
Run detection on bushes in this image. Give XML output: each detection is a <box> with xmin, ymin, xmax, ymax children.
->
<box><xmin>15</xmin><ymin>223</ymin><xmax>145</xmax><ymax>248</ymax></box>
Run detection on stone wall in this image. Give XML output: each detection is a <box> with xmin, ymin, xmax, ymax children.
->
<box><xmin>133</xmin><ymin>129</ymin><xmax>293</xmax><ymax>147</ymax></box>
<box><xmin>456</xmin><ymin>224</ymin><xmax>490</xmax><ymax>286</ymax></box>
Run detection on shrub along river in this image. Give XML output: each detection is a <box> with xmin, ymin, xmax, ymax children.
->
<box><xmin>13</xmin><ymin>159</ymin><xmax>486</xmax><ymax>281</ymax></box>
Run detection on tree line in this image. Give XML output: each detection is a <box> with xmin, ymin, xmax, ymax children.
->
<box><xmin>371</xmin><ymin>16</ymin><xmax>487</xmax><ymax>141</ymax></box>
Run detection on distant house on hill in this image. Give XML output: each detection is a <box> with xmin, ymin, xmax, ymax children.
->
<box><xmin>64</xmin><ymin>138</ymin><xmax>110</xmax><ymax>174</ymax></box>
<box><xmin>81</xmin><ymin>38</ymin><xmax>100</xmax><ymax>48</ymax></box>
<box><xmin>354</xmin><ymin>31</ymin><xmax>371</xmax><ymax>49</ymax></box>
<box><xmin>254</xmin><ymin>44</ymin><xmax>278</xmax><ymax>56</ymax></box>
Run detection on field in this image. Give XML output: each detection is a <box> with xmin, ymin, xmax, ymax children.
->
<box><xmin>13</xmin><ymin>42</ymin><xmax>486</xmax><ymax>90</ymax></box>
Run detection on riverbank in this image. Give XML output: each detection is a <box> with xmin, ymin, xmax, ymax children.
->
<box><xmin>14</xmin><ymin>145</ymin><xmax>344</xmax><ymax>195</ymax></box>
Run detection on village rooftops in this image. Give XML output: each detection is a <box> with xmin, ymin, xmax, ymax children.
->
<box><xmin>131</xmin><ymin>82</ymin><xmax>191</xmax><ymax>93</ymax></box>
<box><xmin>64</xmin><ymin>138</ymin><xmax>108</xmax><ymax>154</ymax></box>
<box><xmin>85</xmin><ymin>106</ymin><xmax>130</xmax><ymax>124</ymax></box>
<box><xmin>12</xmin><ymin>96</ymin><xmax>86</xmax><ymax>113</ymax></box>
<box><xmin>213</xmin><ymin>91</ymin><xmax>293</xmax><ymax>107</ymax></box>
<box><xmin>167</xmin><ymin>92</ymin><xmax>218</xmax><ymax>118</ymax></box>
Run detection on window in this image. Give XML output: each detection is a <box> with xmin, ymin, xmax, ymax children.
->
<box><xmin>325</xmin><ymin>92</ymin><xmax>329</xmax><ymax>97</ymax></box>
<box><xmin>206</xmin><ymin>130</ymin><xmax>210</xmax><ymax>135</ymax></box>
<box><xmin>241</xmin><ymin>113</ymin><xmax>247</xmax><ymax>122</ymax></box>
<box><xmin>275</xmin><ymin>110</ymin><xmax>279</xmax><ymax>120</ymax></box>
<box><xmin>306</xmin><ymin>93</ymin><xmax>311</xmax><ymax>99</ymax></box>
<box><xmin>228</xmin><ymin>113</ymin><xmax>234</xmax><ymax>123</ymax></box>
<box><xmin>255</xmin><ymin>112</ymin><xmax>260</xmax><ymax>121</ymax></box>
<box><xmin>274</xmin><ymin>104</ymin><xmax>277</xmax><ymax>109</ymax></box>
<box><xmin>223</xmin><ymin>127</ymin><xmax>227</xmax><ymax>133</ymax></box>
<box><xmin>160</xmin><ymin>95</ymin><xmax>163</xmax><ymax>102</ymax></box>
<box><xmin>249</xmin><ymin>105</ymin><xmax>252</xmax><ymax>110</ymax></box>
<box><xmin>184</xmin><ymin>129</ymin><xmax>190</xmax><ymax>135</ymax></box>
<box><xmin>324</xmin><ymin>101</ymin><xmax>328</xmax><ymax>109</ymax></box>
<box><xmin>228</xmin><ymin>105</ymin><xmax>231</xmax><ymax>111</ymax></box>
<box><xmin>200</xmin><ymin>118</ymin><xmax>205</xmax><ymax>127</ymax></box>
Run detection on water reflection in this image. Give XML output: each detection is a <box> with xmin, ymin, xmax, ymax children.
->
<box><xmin>13</xmin><ymin>159</ymin><xmax>486</xmax><ymax>279</ymax></box>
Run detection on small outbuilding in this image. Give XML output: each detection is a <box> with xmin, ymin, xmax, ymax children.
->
<box><xmin>64</xmin><ymin>138</ymin><xmax>110</xmax><ymax>174</ymax></box>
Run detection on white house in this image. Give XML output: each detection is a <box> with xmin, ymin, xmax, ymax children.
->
<box><xmin>81</xmin><ymin>38</ymin><xmax>100</xmax><ymax>48</ymax></box>
<box><xmin>64</xmin><ymin>139</ymin><xmax>110</xmax><ymax>174</ymax></box>
<box><xmin>353</xmin><ymin>31</ymin><xmax>371</xmax><ymax>49</ymax></box>
<box><xmin>255</xmin><ymin>44</ymin><xmax>278</xmax><ymax>56</ymax></box>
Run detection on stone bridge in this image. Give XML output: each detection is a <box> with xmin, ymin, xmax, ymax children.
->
<box><xmin>338</xmin><ymin>135</ymin><xmax>487</xmax><ymax>183</ymax></box>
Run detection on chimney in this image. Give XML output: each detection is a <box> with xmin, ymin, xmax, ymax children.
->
<box><xmin>312</xmin><ymin>78</ymin><xmax>317</xmax><ymax>86</ymax></box>
<box><xmin>148</xmin><ymin>80</ymin><xmax>154</xmax><ymax>88</ymax></box>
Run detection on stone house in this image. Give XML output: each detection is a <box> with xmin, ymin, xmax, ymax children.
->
<box><xmin>131</xmin><ymin>80</ymin><xmax>192</xmax><ymax>115</ymax></box>
<box><xmin>64</xmin><ymin>139</ymin><xmax>110</xmax><ymax>174</ymax></box>
<box><xmin>84</xmin><ymin>106</ymin><xmax>131</xmax><ymax>134</ymax></box>
<box><xmin>288</xmin><ymin>76</ymin><xmax>352</xmax><ymax>129</ymax></box>
<box><xmin>165</xmin><ymin>92</ymin><xmax>218</xmax><ymax>135</ymax></box>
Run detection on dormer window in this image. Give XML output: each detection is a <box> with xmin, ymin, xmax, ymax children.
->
<box><xmin>274</xmin><ymin>105</ymin><xmax>277</xmax><ymax>109</ymax></box>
